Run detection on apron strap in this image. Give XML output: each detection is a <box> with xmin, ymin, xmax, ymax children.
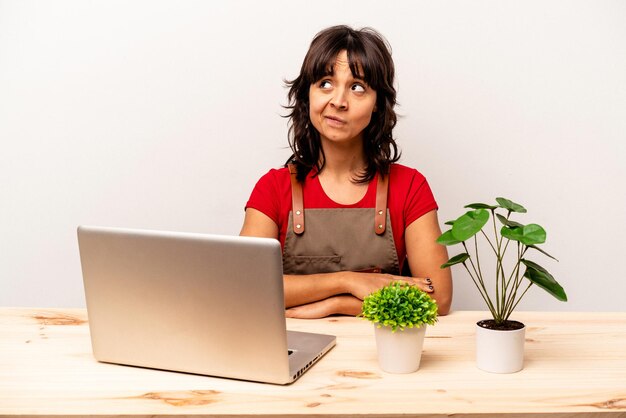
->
<box><xmin>288</xmin><ymin>164</ymin><xmax>305</xmax><ymax>235</ymax></box>
<box><xmin>288</xmin><ymin>165</ymin><xmax>389</xmax><ymax>236</ymax></box>
<box><xmin>375</xmin><ymin>172</ymin><xmax>389</xmax><ymax>235</ymax></box>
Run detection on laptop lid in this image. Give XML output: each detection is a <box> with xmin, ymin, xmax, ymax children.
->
<box><xmin>77</xmin><ymin>225</ymin><xmax>335</xmax><ymax>384</ymax></box>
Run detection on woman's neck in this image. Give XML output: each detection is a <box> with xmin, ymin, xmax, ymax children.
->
<box><xmin>318</xmin><ymin>139</ymin><xmax>366</xmax><ymax>181</ymax></box>
<box><xmin>316</xmin><ymin>142</ymin><xmax>369</xmax><ymax>204</ymax></box>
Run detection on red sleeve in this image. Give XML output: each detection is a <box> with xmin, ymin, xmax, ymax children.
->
<box><xmin>245</xmin><ymin>169</ymin><xmax>280</xmax><ymax>224</ymax></box>
<box><xmin>402</xmin><ymin>168</ymin><xmax>439</xmax><ymax>227</ymax></box>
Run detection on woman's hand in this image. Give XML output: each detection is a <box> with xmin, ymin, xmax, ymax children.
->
<box><xmin>241</xmin><ymin>207</ymin><xmax>452</xmax><ymax>316</ymax></box>
<box><xmin>285</xmin><ymin>274</ymin><xmax>434</xmax><ymax>318</ymax></box>
<box><xmin>342</xmin><ymin>273</ymin><xmax>434</xmax><ymax>301</ymax></box>
<box><xmin>286</xmin><ymin>273</ymin><xmax>436</xmax><ymax>319</ymax></box>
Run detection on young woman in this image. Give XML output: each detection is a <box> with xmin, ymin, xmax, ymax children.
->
<box><xmin>240</xmin><ymin>25</ymin><xmax>452</xmax><ymax>318</ymax></box>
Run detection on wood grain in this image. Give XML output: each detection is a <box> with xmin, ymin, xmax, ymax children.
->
<box><xmin>0</xmin><ymin>308</ymin><xmax>624</xmax><ymax>417</ymax></box>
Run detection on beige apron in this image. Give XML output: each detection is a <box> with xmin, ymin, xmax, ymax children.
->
<box><xmin>282</xmin><ymin>165</ymin><xmax>400</xmax><ymax>275</ymax></box>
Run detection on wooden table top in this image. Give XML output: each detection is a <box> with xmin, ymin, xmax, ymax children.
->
<box><xmin>0</xmin><ymin>308</ymin><xmax>625</xmax><ymax>417</ymax></box>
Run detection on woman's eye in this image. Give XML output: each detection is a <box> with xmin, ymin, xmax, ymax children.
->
<box><xmin>319</xmin><ymin>80</ymin><xmax>332</xmax><ymax>89</ymax></box>
<box><xmin>351</xmin><ymin>84</ymin><xmax>366</xmax><ymax>93</ymax></box>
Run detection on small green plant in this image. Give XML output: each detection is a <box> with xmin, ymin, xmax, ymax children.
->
<box><xmin>360</xmin><ymin>282</ymin><xmax>438</xmax><ymax>332</ymax></box>
<box><xmin>437</xmin><ymin>197</ymin><xmax>567</xmax><ymax>325</ymax></box>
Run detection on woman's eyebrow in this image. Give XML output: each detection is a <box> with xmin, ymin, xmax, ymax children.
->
<box><xmin>349</xmin><ymin>73</ymin><xmax>368</xmax><ymax>84</ymax></box>
<box><xmin>350</xmin><ymin>68</ymin><xmax>366</xmax><ymax>81</ymax></box>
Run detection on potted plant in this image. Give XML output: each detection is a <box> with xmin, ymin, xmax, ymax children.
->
<box><xmin>437</xmin><ymin>197</ymin><xmax>567</xmax><ymax>373</ymax></box>
<box><xmin>360</xmin><ymin>282</ymin><xmax>438</xmax><ymax>373</ymax></box>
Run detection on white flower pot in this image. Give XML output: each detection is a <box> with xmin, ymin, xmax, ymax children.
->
<box><xmin>374</xmin><ymin>324</ymin><xmax>427</xmax><ymax>373</ymax></box>
<box><xmin>476</xmin><ymin>320</ymin><xmax>526</xmax><ymax>373</ymax></box>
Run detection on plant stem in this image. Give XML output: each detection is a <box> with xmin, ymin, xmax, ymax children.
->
<box><xmin>497</xmin><ymin>210</ymin><xmax>519</xmax><ymax>320</ymax></box>
<box><xmin>503</xmin><ymin>244</ymin><xmax>528</xmax><ymax>317</ymax></box>
<box><xmin>492</xmin><ymin>209</ymin><xmax>505</xmax><ymax>320</ymax></box>
<box><xmin>480</xmin><ymin>227</ymin><xmax>503</xmax><ymax>318</ymax></box>
<box><xmin>461</xmin><ymin>241</ymin><xmax>497</xmax><ymax>317</ymax></box>
<box><xmin>461</xmin><ymin>262</ymin><xmax>497</xmax><ymax>318</ymax></box>
<box><xmin>462</xmin><ymin>242</ymin><xmax>483</xmax><ymax>288</ymax></box>
<box><xmin>474</xmin><ymin>234</ymin><xmax>484</xmax><ymax>295</ymax></box>
<box><xmin>480</xmin><ymin>230</ymin><xmax>497</xmax><ymax>254</ymax></box>
<box><xmin>503</xmin><ymin>242</ymin><xmax>522</xmax><ymax>296</ymax></box>
<box><xmin>505</xmin><ymin>282</ymin><xmax>533</xmax><ymax>320</ymax></box>
<box><xmin>500</xmin><ymin>238</ymin><xmax>512</xmax><ymax>295</ymax></box>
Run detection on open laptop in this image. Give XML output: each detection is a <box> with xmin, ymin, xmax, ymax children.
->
<box><xmin>77</xmin><ymin>225</ymin><xmax>336</xmax><ymax>385</ymax></box>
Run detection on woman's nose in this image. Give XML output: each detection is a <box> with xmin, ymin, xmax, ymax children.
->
<box><xmin>330</xmin><ymin>88</ymin><xmax>348</xmax><ymax>110</ymax></box>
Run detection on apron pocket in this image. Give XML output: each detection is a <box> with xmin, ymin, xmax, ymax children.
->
<box><xmin>283</xmin><ymin>255</ymin><xmax>342</xmax><ymax>275</ymax></box>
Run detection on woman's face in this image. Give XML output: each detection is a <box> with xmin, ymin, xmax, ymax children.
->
<box><xmin>308</xmin><ymin>50</ymin><xmax>377</xmax><ymax>148</ymax></box>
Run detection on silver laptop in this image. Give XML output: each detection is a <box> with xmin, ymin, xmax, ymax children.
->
<box><xmin>77</xmin><ymin>225</ymin><xmax>336</xmax><ymax>385</ymax></box>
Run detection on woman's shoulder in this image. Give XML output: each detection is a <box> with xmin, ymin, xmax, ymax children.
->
<box><xmin>387</xmin><ymin>163</ymin><xmax>438</xmax><ymax>218</ymax></box>
<box><xmin>261</xmin><ymin>165</ymin><xmax>290</xmax><ymax>176</ymax></box>
<box><xmin>247</xmin><ymin>166</ymin><xmax>292</xmax><ymax>215</ymax></box>
<box><xmin>249</xmin><ymin>166</ymin><xmax>292</xmax><ymax>197</ymax></box>
<box><xmin>255</xmin><ymin>165</ymin><xmax>291</xmax><ymax>183</ymax></box>
<box><xmin>389</xmin><ymin>163</ymin><xmax>428</xmax><ymax>182</ymax></box>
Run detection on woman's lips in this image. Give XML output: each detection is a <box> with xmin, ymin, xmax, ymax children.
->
<box><xmin>324</xmin><ymin>115</ymin><xmax>346</xmax><ymax>127</ymax></box>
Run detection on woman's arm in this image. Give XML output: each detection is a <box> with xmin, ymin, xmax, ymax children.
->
<box><xmin>405</xmin><ymin>210</ymin><xmax>453</xmax><ymax>315</ymax></box>
<box><xmin>285</xmin><ymin>295</ymin><xmax>363</xmax><ymax>318</ymax></box>
<box><xmin>281</xmin><ymin>209</ymin><xmax>453</xmax><ymax>318</ymax></box>
<box><xmin>241</xmin><ymin>208</ymin><xmax>440</xmax><ymax>316</ymax></box>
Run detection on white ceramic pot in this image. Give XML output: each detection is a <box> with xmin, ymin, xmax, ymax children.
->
<box><xmin>374</xmin><ymin>324</ymin><xmax>427</xmax><ymax>373</ymax></box>
<box><xmin>475</xmin><ymin>320</ymin><xmax>526</xmax><ymax>373</ymax></box>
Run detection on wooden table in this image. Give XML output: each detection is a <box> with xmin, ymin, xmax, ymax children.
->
<box><xmin>1</xmin><ymin>308</ymin><xmax>625</xmax><ymax>417</ymax></box>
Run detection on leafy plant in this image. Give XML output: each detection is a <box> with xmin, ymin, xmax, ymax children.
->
<box><xmin>438</xmin><ymin>197</ymin><xmax>567</xmax><ymax>325</ymax></box>
<box><xmin>360</xmin><ymin>282</ymin><xmax>438</xmax><ymax>332</ymax></box>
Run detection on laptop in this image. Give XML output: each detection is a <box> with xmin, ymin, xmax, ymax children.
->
<box><xmin>77</xmin><ymin>225</ymin><xmax>336</xmax><ymax>385</ymax></box>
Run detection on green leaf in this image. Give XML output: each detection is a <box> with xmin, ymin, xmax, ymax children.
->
<box><xmin>451</xmin><ymin>209</ymin><xmax>489</xmax><ymax>241</ymax></box>
<box><xmin>528</xmin><ymin>244</ymin><xmax>559</xmax><ymax>261</ymax></box>
<box><xmin>520</xmin><ymin>259</ymin><xmax>550</xmax><ymax>274</ymax></box>
<box><xmin>520</xmin><ymin>224</ymin><xmax>546</xmax><ymax>245</ymax></box>
<box><xmin>464</xmin><ymin>203</ymin><xmax>498</xmax><ymax>210</ymax></box>
<box><xmin>496</xmin><ymin>197</ymin><xmax>527</xmax><ymax>213</ymax></box>
<box><xmin>501</xmin><ymin>225</ymin><xmax>523</xmax><ymax>242</ymax></box>
<box><xmin>522</xmin><ymin>260</ymin><xmax>567</xmax><ymax>301</ymax></box>
<box><xmin>436</xmin><ymin>230</ymin><xmax>461</xmax><ymax>246</ymax></box>
<box><xmin>496</xmin><ymin>213</ymin><xmax>524</xmax><ymax>228</ymax></box>
<box><xmin>500</xmin><ymin>224</ymin><xmax>546</xmax><ymax>245</ymax></box>
<box><xmin>441</xmin><ymin>253</ymin><xmax>470</xmax><ymax>268</ymax></box>
<box><xmin>444</xmin><ymin>220</ymin><xmax>455</xmax><ymax>226</ymax></box>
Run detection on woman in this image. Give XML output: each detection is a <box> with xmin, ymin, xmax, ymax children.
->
<box><xmin>240</xmin><ymin>25</ymin><xmax>452</xmax><ymax>318</ymax></box>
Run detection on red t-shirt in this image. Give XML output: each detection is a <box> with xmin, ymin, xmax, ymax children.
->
<box><xmin>245</xmin><ymin>163</ymin><xmax>438</xmax><ymax>270</ymax></box>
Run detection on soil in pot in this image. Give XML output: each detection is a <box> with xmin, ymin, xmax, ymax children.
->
<box><xmin>477</xmin><ymin>319</ymin><xmax>524</xmax><ymax>331</ymax></box>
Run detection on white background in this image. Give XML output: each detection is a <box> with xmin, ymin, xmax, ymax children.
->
<box><xmin>1</xmin><ymin>0</ymin><xmax>625</xmax><ymax>311</ymax></box>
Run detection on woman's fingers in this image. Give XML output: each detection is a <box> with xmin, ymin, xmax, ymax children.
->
<box><xmin>395</xmin><ymin>276</ymin><xmax>434</xmax><ymax>293</ymax></box>
<box><xmin>410</xmin><ymin>276</ymin><xmax>434</xmax><ymax>292</ymax></box>
<box><xmin>349</xmin><ymin>272</ymin><xmax>435</xmax><ymax>299</ymax></box>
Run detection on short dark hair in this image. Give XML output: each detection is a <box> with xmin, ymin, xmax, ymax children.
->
<box><xmin>285</xmin><ymin>25</ymin><xmax>400</xmax><ymax>182</ymax></box>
